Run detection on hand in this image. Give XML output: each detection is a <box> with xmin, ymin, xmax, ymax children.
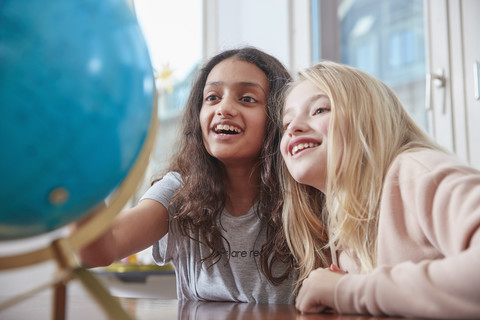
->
<box><xmin>295</xmin><ymin>264</ymin><xmax>345</xmax><ymax>314</ymax></box>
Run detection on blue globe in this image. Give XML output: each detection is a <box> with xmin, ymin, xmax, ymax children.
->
<box><xmin>0</xmin><ymin>0</ymin><xmax>155</xmax><ymax>240</ymax></box>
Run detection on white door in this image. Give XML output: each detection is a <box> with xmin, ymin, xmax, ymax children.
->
<box><xmin>426</xmin><ymin>0</ymin><xmax>480</xmax><ymax>169</ymax></box>
<box><xmin>461</xmin><ymin>0</ymin><xmax>480</xmax><ymax>169</ymax></box>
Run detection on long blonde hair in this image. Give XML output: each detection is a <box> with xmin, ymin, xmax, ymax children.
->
<box><xmin>281</xmin><ymin>61</ymin><xmax>443</xmax><ymax>284</ymax></box>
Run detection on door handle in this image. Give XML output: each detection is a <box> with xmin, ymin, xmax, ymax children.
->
<box><xmin>425</xmin><ymin>68</ymin><xmax>446</xmax><ymax>111</ymax></box>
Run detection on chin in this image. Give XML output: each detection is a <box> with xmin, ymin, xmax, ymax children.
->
<box><xmin>291</xmin><ymin>171</ymin><xmax>310</xmax><ymax>185</ymax></box>
<box><xmin>291</xmin><ymin>171</ymin><xmax>324</xmax><ymax>191</ymax></box>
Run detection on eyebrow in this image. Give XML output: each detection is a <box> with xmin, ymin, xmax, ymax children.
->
<box><xmin>283</xmin><ymin>93</ymin><xmax>330</xmax><ymax>119</ymax></box>
<box><xmin>205</xmin><ymin>81</ymin><xmax>267</xmax><ymax>95</ymax></box>
<box><xmin>310</xmin><ymin>93</ymin><xmax>330</xmax><ymax>103</ymax></box>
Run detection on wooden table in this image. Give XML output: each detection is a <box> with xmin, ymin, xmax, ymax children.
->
<box><xmin>118</xmin><ymin>298</ymin><xmax>419</xmax><ymax>320</ymax></box>
<box><xmin>1</xmin><ymin>291</ymin><xmax>422</xmax><ymax>320</ymax></box>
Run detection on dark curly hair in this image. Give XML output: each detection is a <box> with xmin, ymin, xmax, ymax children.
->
<box><xmin>161</xmin><ymin>47</ymin><xmax>293</xmax><ymax>284</ymax></box>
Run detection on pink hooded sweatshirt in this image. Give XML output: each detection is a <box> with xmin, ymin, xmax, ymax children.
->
<box><xmin>335</xmin><ymin>149</ymin><xmax>480</xmax><ymax>318</ymax></box>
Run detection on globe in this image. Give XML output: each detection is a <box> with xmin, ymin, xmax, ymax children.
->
<box><xmin>0</xmin><ymin>0</ymin><xmax>156</xmax><ymax>240</ymax></box>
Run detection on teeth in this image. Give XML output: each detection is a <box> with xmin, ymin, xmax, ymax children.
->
<box><xmin>291</xmin><ymin>142</ymin><xmax>318</xmax><ymax>156</ymax></box>
<box><xmin>215</xmin><ymin>124</ymin><xmax>241</xmax><ymax>134</ymax></box>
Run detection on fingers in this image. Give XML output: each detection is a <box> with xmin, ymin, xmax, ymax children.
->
<box><xmin>296</xmin><ymin>300</ymin><xmax>327</xmax><ymax>314</ymax></box>
<box><xmin>295</xmin><ymin>266</ymin><xmax>345</xmax><ymax>314</ymax></box>
<box><xmin>295</xmin><ymin>268</ymin><xmax>327</xmax><ymax>314</ymax></box>
<box><xmin>295</xmin><ymin>284</ymin><xmax>327</xmax><ymax>314</ymax></box>
<box><xmin>329</xmin><ymin>264</ymin><xmax>346</xmax><ymax>274</ymax></box>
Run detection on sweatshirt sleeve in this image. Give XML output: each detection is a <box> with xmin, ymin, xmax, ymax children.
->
<box><xmin>334</xmin><ymin>150</ymin><xmax>480</xmax><ymax>318</ymax></box>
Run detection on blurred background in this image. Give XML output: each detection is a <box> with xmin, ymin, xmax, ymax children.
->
<box><xmin>136</xmin><ymin>0</ymin><xmax>479</xmax><ymax>197</ymax></box>
<box><xmin>1</xmin><ymin>0</ymin><xmax>478</xmax><ymax>318</ymax></box>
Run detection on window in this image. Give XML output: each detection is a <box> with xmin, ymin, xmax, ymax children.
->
<box><xmin>313</xmin><ymin>0</ymin><xmax>427</xmax><ymax>129</ymax></box>
<box><xmin>133</xmin><ymin>0</ymin><xmax>203</xmax><ymax>119</ymax></box>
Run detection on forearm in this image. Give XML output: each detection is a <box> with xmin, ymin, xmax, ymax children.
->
<box><xmin>73</xmin><ymin>199</ymin><xmax>169</xmax><ymax>268</ymax></box>
<box><xmin>334</xmin><ymin>248</ymin><xmax>480</xmax><ymax>318</ymax></box>
<box><xmin>70</xmin><ymin>204</ymin><xmax>118</xmax><ymax>267</ymax></box>
<box><xmin>76</xmin><ymin>227</ymin><xmax>117</xmax><ymax>267</ymax></box>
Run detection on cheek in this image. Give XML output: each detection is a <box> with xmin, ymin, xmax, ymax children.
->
<box><xmin>280</xmin><ymin>136</ymin><xmax>288</xmax><ymax>158</ymax></box>
<box><xmin>319</xmin><ymin>116</ymin><xmax>330</xmax><ymax>135</ymax></box>
<box><xmin>250</xmin><ymin>111</ymin><xmax>268</xmax><ymax>140</ymax></box>
<box><xmin>199</xmin><ymin>108</ymin><xmax>209</xmax><ymax>133</ymax></box>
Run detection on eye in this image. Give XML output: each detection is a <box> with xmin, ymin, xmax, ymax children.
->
<box><xmin>240</xmin><ymin>96</ymin><xmax>257</xmax><ymax>103</ymax></box>
<box><xmin>205</xmin><ymin>94</ymin><xmax>220</xmax><ymax>102</ymax></box>
<box><xmin>313</xmin><ymin>107</ymin><xmax>329</xmax><ymax>115</ymax></box>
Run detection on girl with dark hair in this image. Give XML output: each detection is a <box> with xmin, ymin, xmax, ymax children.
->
<box><xmin>78</xmin><ymin>47</ymin><xmax>296</xmax><ymax>303</ymax></box>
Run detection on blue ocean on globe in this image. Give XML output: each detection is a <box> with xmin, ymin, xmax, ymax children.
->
<box><xmin>0</xmin><ymin>0</ymin><xmax>155</xmax><ymax>240</ymax></box>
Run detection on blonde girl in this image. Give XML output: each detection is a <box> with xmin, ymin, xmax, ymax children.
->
<box><xmin>280</xmin><ymin>60</ymin><xmax>480</xmax><ymax>318</ymax></box>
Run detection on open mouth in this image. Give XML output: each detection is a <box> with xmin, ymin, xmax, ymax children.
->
<box><xmin>214</xmin><ymin>124</ymin><xmax>241</xmax><ymax>135</ymax></box>
<box><xmin>290</xmin><ymin>142</ymin><xmax>319</xmax><ymax>156</ymax></box>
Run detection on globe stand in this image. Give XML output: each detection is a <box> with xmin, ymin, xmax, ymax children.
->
<box><xmin>51</xmin><ymin>238</ymin><xmax>134</xmax><ymax>320</ymax></box>
<box><xmin>0</xmin><ymin>238</ymin><xmax>134</xmax><ymax>320</ymax></box>
<box><xmin>0</xmin><ymin>101</ymin><xmax>158</xmax><ymax>320</ymax></box>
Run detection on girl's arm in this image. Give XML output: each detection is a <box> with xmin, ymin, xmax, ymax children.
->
<box><xmin>334</xmin><ymin>151</ymin><xmax>480</xmax><ymax>318</ymax></box>
<box><xmin>76</xmin><ymin>199</ymin><xmax>169</xmax><ymax>267</ymax></box>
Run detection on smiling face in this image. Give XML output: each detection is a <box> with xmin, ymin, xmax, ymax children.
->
<box><xmin>199</xmin><ymin>57</ymin><xmax>269</xmax><ymax>167</ymax></box>
<box><xmin>280</xmin><ymin>79</ymin><xmax>332</xmax><ymax>192</ymax></box>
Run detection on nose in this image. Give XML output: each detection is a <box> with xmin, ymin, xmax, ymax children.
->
<box><xmin>216</xmin><ymin>96</ymin><xmax>238</xmax><ymax>117</ymax></box>
<box><xmin>286</xmin><ymin>117</ymin><xmax>308</xmax><ymax>136</ymax></box>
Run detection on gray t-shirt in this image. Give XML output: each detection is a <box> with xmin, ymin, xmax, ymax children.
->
<box><xmin>141</xmin><ymin>172</ymin><xmax>296</xmax><ymax>304</ymax></box>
